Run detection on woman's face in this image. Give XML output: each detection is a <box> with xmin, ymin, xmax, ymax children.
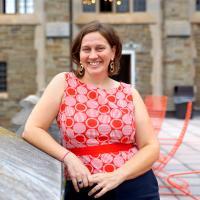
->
<box><xmin>80</xmin><ymin>31</ymin><xmax>116</xmax><ymax>76</ymax></box>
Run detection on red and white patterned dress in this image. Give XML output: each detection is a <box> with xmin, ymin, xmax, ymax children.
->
<box><xmin>56</xmin><ymin>72</ymin><xmax>138</xmax><ymax>176</ymax></box>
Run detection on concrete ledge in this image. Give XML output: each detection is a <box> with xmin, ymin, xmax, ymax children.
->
<box><xmin>0</xmin><ymin>127</ymin><xmax>62</xmax><ymax>200</ymax></box>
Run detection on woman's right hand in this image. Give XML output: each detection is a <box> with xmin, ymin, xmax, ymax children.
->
<box><xmin>63</xmin><ymin>152</ymin><xmax>91</xmax><ymax>192</ymax></box>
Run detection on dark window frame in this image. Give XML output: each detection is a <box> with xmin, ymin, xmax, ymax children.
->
<box><xmin>196</xmin><ymin>0</ymin><xmax>200</xmax><ymax>11</ymax></box>
<box><xmin>99</xmin><ymin>0</ymin><xmax>112</xmax><ymax>12</ymax></box>
<box><xmin>0</xmin><ymin>62</ymin><xmax>7</xmax><ymax>92</ymax></box>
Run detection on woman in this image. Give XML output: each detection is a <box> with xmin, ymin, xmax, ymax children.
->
<box><xmin>23</xmin><ymin>21</ymin><xmax>160</xmax><ymax>199</ymax></box>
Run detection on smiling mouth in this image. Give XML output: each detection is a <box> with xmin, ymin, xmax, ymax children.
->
<box><xmin>88</xmin><ymin>61</ymin><xmax>101</xmax><ymax>66</ymax></box>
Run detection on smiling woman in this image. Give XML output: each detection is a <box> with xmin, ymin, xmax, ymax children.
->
<box><xmin>79</xmin><ymin>31</ymin><xmax>116</xmax><ymax>79</ymax></box>
<box><xmin>72</xmin><ymin>21</ymin><xmax>122</xmax><ymax>79</ymax></box>
<box><xmin>22</xmin><ymin>20</ymin><xmax>160</xmax><ymax>200</ymax></box>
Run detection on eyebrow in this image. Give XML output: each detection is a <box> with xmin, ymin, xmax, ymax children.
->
<box><xmin>81</xmin><ymin>44</ymin><xmax>106</xmax><ymax>48</ymax></box>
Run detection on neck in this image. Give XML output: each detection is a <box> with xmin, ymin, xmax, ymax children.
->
<box><xmin>81</xmin><ymin>73</ymin><xmax>111</xmax><ymax>88</ymax></box>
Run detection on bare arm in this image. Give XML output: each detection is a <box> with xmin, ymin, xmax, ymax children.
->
<box><xmin>115</xmin><ymin>88</ymin><xmax>160</xmax><ymax>181</ymax></box>
<box><xmin>23</xmin><ymin>72</ymin><xmax>91</xmax><ymax>191</ymax></box>
<box><xmin>22</xmin><ymin>72</ymin><xmax>67</xmax><ymax>161</ymax></box>
<box><xmin>89</xmin><ymin>88</ymin><xmax>160</xmax><ymax>198</ymax></box>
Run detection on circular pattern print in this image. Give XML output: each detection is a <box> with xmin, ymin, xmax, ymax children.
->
<box><xmin>57</xmin><ymin>72</ymin><xmax>137</xmax><ymax>175</ymax></box>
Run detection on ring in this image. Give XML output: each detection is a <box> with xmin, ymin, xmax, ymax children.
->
<box><xmin>78</xmin><ymin>180</ymin><xmax>82</xmax><ymax>185</ymax></box>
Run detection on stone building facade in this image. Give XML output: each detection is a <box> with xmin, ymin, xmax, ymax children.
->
<box><xmin>0</xmin><ymin>0</ymin><xmax>200</xmax><ymax>128</ymax></box>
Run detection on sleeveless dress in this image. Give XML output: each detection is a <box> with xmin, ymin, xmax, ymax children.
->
<box><xmin>56</xmin><ymin>72</ymin><xmax>160</xmax><ymax>200</ymax></box>
<box><xmin>57</xmin><ymin>72</ymin><xmax>138</xmax><ymax>175</ymax></box>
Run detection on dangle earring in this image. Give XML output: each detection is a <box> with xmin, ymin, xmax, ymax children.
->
<box><xmin>109</xmin><ymin>60</ymin><xmax>115</xmax><ymax>73</ymax></box>
<box><xmin>79</xmin><ymin>63</ymin><xmax>84</xmax><ymax>76</ymax></box>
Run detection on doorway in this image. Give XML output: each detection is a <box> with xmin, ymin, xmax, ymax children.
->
<box><xmin>112</xmin><ymin>50</ymin><xmax>135</xmax><ymax>85</ymax></box>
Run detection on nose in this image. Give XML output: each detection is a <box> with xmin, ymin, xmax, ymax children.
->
<box><xmin>89</xmin><ymin>49</ymin><xmax>98</xmax><ymax>59</ymax></box>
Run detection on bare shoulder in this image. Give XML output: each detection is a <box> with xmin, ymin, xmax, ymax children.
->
<box><xmin>41</xmin><ymin>72</ymin><xmax>68</xmax><ymax>101</ymax></box>
<box><xmin>131</xmin><ymin>87</ymin><xmax>142</xmax><ymax>101</ymax></box>
<box><xmin>46</xmin><ymin>72</ymin><xmax>67</xmax><ymax>90</ymax></box>
<box><xmin>51</xmin><ymin>72</ymin><xmax>66</xmax><ymax>83</ymax></box>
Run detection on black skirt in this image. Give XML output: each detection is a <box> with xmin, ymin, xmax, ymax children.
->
<box><xmin>64</xmin><ymin>169</ymin><xmax>160</xmax><ymax>200</ymax></box>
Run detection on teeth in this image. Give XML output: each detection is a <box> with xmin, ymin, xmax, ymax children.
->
<box><xmin>89</xmin><ymin>62</ymin><xmax>100</xmax><ymax>66</ymax></box>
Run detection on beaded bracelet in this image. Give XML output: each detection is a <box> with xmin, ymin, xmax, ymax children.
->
<box><xmin>61</xmin><ymin>151</ymin><xmax>70</xmax><ymax>162</ymax></box>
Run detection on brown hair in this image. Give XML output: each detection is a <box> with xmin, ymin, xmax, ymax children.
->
<box><xmin>71</xmin><ymin>20</ymin><xmax>122</xmax><ymax>77</ymax></box>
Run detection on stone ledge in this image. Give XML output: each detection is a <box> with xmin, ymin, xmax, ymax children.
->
<box><xmin>0</xmin><ymin>127</ymin><xmax>62</xmax><ymax>200</ymax></box>
<box><xmin>0</xmin><ymin>92</ymin><xmax>8</xmax><ymax>99</ymax></box>
<box><xmin>0</xmin><ymin>14</ymin><xmax>41</xmax><ymax>25</ymax></box>
<box><xmin>191</xmin><ymin>13</ymin><xmax>200</xmax><ymax>24</ymax></box>
<box><xmin>75</xmin><ymin>13</ymin><xmax>156</xmax><ymax>25</ymax></box>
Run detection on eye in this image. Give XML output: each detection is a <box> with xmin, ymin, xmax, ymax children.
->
<box><xmin>96</xmin><ymin>46</ymin><xmax>105</xmax><ymax>51</ymax></box>
<box><xmin>81</xmin><ymin>47</ymin><xmax>90</xmax><ymax>53</ymax></box>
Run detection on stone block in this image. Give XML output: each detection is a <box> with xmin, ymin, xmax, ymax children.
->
<box><xmin>46</xmin><ymin>22</ymin><xmax>70</xmax><ymax>38</ymax></box>
<box><xmin>165</xmin><ymin>20</ymin><xmax>191</xmax><ymax>37</ymax></box>
<box><xmin>0</xmin><ymin>127</ymin><xmax>62</xmax><ymax>200</ymax></box>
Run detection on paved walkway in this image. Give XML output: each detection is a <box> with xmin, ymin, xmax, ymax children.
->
<box><xmin>158</xmin><ymin>114</ymin><xmax>200</xmax><ymax>200</ymax></box>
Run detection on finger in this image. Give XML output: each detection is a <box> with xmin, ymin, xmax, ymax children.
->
<box><xmin>94</xmin><ymin>187</ymin><xmax>107</xmax><ymax>198</ymax></box>
<box><xmin>77</xmin><ymin>179</ymin><xmax>84</xmax><ymax>189</ymax></box>
<box><xmin>72</xmin><ymin>178</ymin><xmax>79</xmax><ymax>192</ymax></box>
<box><xmin>88</xmin><ymin>178</ymin><xmax>94</xmax><ymax>187</ymax></box>
<box><xmin>88</xmin><ymin>175</ymin><xmax>95</xmax><ymax>186</ymax></box>
<box><xmin>88</xmin><ymin>184</ymin><xmax>102</xmax><ymax>196</ymax></box>
<box><xmin>83</xmin><ymin>169</ymin><xmax>92</xmax><ymax>187</ymax></box>
<box><xmin>76</xmin><ymin>173</ymin><xmax>84</xmax><ymax>189</ymax></box>
<box><xmin>89</xmin><ymin>181</ymin><xmax>94</xmax><ymax>187</ymax></box>
<box><xmin>82</xmin><ymin>175</ymin><xmax>89</xmax><ymax>188</ymax></box>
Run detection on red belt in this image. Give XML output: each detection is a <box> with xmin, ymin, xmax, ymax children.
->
<box><xmin>69</xmin><ymin>143</ymin><xmax>133</xmax><ymax>156</ymax></box>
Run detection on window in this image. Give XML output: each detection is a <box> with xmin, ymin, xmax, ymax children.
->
<box><xmin>133</xmin><ymin>0</ymin><xmax>146</xmax><ymax>12</ymax></box>
<box><xmin>82</xmin><ymin>0</ymin><xmax>146</xmax><ymax>13</ymax></box>
<box><xmin>2</xmin><ymin>0</ymin><xmax>34</xmax><ymax>14</ymax></box>
<box><xmin>0</xmin><ymin>62</ymin><xmax>7</xmax><ymax>92</ymax></box>
<box><xmin>100</xmin><ymin>0</ymin><xmax>112</xmax><ymax>12</ymax></box>
<box><xmin>19</xmin><ymin>0</ymin><xmax>34</xmax><ymax>14</ymax></box>
<box><xmin>196</xmin><ymin>0</ymin><xmax>200</xmax><ymax>11</ymax></box>
<box><xmin>3</xmin><ymin>0</ymin><xmax>16</xmax><ymax>14</ymax></box>
<box><xmin>83</xmin><ymin>2</ymin><xmax>96</xmax><ymax>12</ymax></box>
<box><xmin>116</xmin><ymin>0</ymin><xmax>129</xmax><ymax>13</ymax></box>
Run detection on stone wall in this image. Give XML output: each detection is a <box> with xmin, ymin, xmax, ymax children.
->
<box><xmin>0</xmin><ymin>0</ymin><xmax>71</xmax><ymax>128</ymax></box>
<box><xmin>163</xmin><ymin>0</ymin><xmax>195</xmax><ymax>109</ymax></box>
<box><xmin>192</xmin><ymin>24</ymin><xmax>200</xmax><ymax>107</ymax></box>
<box><xmin>164</xmin><ymin>0</ymin><xmax>190</xmax><ymax>20</ymax></box>
<box><xmin>116</xmin><ymin>24</ymin><xmax>153</xmax><ymax>95</ymax></box>
<box><xmin>44</xmin><ymin>0</ymin><xmax>71</xmax><ymax>83</ymax></box>
<box><xmin>45</xmin><ymin>0</ymin><xmax>70</xmax><ymax>21</ymax></box>
<box><xmin>163</xmin><ymin>37</ymin><xmax>194</xmax><ymax>109</ymax></box>
<box><xmin>45</xmin><ymin>38</ymin><xmax>70</xmax><ymax>83</ymax></box>
<box><xmin>1</xmin><ymin>0</ymin><xmax>200</xmax><ymax>130</ymax></box>
<box><xmin>0</xmin><ymin>1</ymin><xmax>2</xmax><ymax>13</ymax></box>
<box><xmin>0</xmin><ymin>25</ymin><xmax>37</xmax><ymax>128</ymax></box>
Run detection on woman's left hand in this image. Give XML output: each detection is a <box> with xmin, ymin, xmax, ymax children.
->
<box><xmin>88</xmin><ymin>171</ymin><xmax>124</xmax><ymax>198</ymax></box>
